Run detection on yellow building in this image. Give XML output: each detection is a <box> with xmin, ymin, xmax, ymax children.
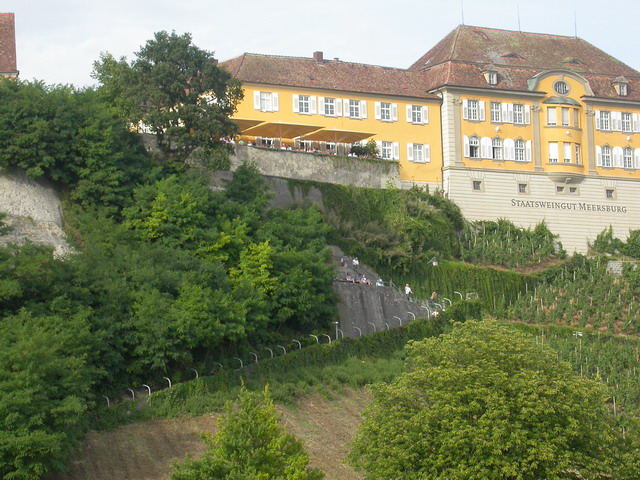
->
<box><xmin>0</xmin><ymin>13</ymin><xmax>18</xmax><ymax>79</ymax></box>
<box><xmin>223</xmin><ymin>26</ymin><xmax>640</xmax><ymax>252</ymax></box>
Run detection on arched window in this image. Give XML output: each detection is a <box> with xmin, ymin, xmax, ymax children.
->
<box><xmin>469</xmin><ymin>136</ymin><xmax>480</xmax><ymax>158</ymax></box>
<box><xmin>492</xmin><ymin>137</ymin><xmax>503</xmax><ymax>160</ymax></box>
<box><xmin>515</xmin><ymin>139</ymin><xmax>525</xmax><ymax>162</ymax></box>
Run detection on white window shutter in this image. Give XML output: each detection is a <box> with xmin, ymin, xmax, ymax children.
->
<box><xmin>422</xmin><ymin>106</ymin><xmax>429</xmax><ymax>124</ymax></box>
<box><xmin>525</xmin><ymin>140</ymin><xmax>532</xmax><ymax>162</ymax></box>
<box><xmin>335</xmin><ymin>99</ymin><xmax>343</xmax><ymax>116</ymax></box>
<box><xmin>293</xmin><ymin>94</ymin><xmax>300</xmax><ymax>113</ymax></box>
<box><xmin>504</xmin><ymin>138</ymin><xmax>515</xmax><ymax>161</ymax></box>
<box><xmin>271</xmin><ymin>92</ymin><xmax>279</xmax><ymax>111</ymax></box>
<box><xmin>393</xmin><ymin>142</ymin><xmax>400</xmax><ymax>160</ymax></box>
<box><xmin>343</xmin><ymin>99</ymin><xmax>350</xmax><ymax>117</ymax></box>
<box><xmin>407</xmin><ymin>143</ymin><xmax>414</xmax><ymax>161</ymax></box>
<box><xmin>524</xmin><ymin>105</ymin><xmax>531</xmax><ymax>124</ymax></box>
<box><xmin>253</xmin><ymin>91</ymin><xmax>261</xmax><ymax>110</ymax></box>
<box><xmin>613</xmin><ymin>146</ymin><xmax>624</xmax><ymax>167</ymax></box>
<box><xmin>406</xmin><ymin>105</ymin><xmax>412</xmax><ymax>122</ymax></box>
<box><xmin>507</xmin><ymin>103</ymin><xmax>514</xmax><ymax>123</ymax></box>
<box><xmin>360</xmin><ymin>100</ymin><xmax>367</xmax><ymax>119</ymax></box>
<box><xmin>595</xmin><ymin>110</ymin><xmax>601</xmax><ymax>130</ymax></box>
<box><xmin>392</xmin><ymin>103</ymin><xmax>398</xmax><ymax>121</ymax></box>
<box><xmin>481</xmin><ymin>137</ymin><xmax>492</xmax><ymax>158</ymax></box>
<box><xmin>375</xmin><ymin>102</ymin><xmax>381</xmax><ymax>120</ymax></box>
<box><xmin>310</xmin><ymin>96</ymin><xmax>317</xmax><ymax>114</ymax></box>
<box><xmin>479</xmin><ymin>101</ymin><xmax>486</xmax><ymax>121</ymax></box>
<box><xmin>596</xmin><ymin>146</ymin><xmax>603</xmax><ymax>166</ymax></box>
<box><xmin>318</xmin><ymin>97</ymin><xmax>325</xmax><ymax>115</ymax></box>
<box><xmin>425</xmin><ymin>144</ymin><xmax>431</xmax><ymax>163</ymax></box>
<box><xmin>376</xmin><ymin>140</ymin><xmax>382</xmax><ymax>154</ymax></box>
<box><xmin>462</xmin><ymin>99</ymin><xmax>469</xmax><ymax>120</ymax></box>
<box><xmin>501</xmin><ymin>103</ymin><xmax>509</xmax><ymax>123</ymax></box>
<box><xmin>633</xmin><ymin>113</ymin><xmax>640</xmax><ymax>133</ymax></box>
<box><xmin>463</xmin><ymin>136</ymin><xmax>470</xmax><ymax>157</ymax></box>
<box><xmin>635</xmin><ymin>148</ymin><xmax>640</xmax><ymax>168</ymax></box>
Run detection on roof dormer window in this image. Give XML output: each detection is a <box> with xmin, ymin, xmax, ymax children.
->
<box><xmin>554</xmin><ymin>80</ymin><xmax>569</xmax><ymax>95</ymax></box>
<box><xmin>483</xmin><ymin>68</ymin><xmax>498</xmax><ymax>86</ymax></box>
<box><xmin>613</xmin><ymin>77</ymin><xmax>629</xmax><ymax>97</ymax></box>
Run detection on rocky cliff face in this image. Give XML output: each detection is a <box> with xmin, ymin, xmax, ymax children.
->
<box><xmin>0</xmin><ymin>169</ymin><xmax>71</xmax><ymax>256</ymax></box>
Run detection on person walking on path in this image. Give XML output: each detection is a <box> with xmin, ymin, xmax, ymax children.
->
<box><xmin>405</xmin><ymin>284</ymin><xmax>413</xmax><ymax>301</ymax></box>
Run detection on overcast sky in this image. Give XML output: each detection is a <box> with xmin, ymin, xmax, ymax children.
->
<box><xmin>4</xmin><ymin>0</ymin><xmax>640</xmax><ymax>87</ymax></box>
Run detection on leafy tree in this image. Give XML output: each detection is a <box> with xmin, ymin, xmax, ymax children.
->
<box><xmin>350</xmin><ymin>320</ymin><xmax>630</xmax><ymax>480</ymax></box>
<box><xmin>93</xmin><ymin>31</ymin><xmax>243</xmax><ymax>167</ymax></box>
<box><xmin>171</xmin><ymin>387</ymin><xmax>324</xmax><ymax>480</ymax></box>
<box><xmin>0</xmin><ymin>79</ymin><xmax>151</xmax><ymax>213</ymax></box>
<box><xmin>0</xmin><ymin>311</ymin><xmax>94</xmax><ymax>480</ymax></box>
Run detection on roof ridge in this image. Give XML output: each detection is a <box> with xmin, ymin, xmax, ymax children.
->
<box><xmin>460</xmin><ymin>24</ymin><xmax>578</xmax><ymax>40</ymax></box>
<box><xmin>449</xmin><ymin>25</ymin><xmax>462</xmax><ymax>62</ymax></box>
<box><xmin>241</xmin><ymin>52</ymin><xmax>410</xmax><ymax>72</ymax></box>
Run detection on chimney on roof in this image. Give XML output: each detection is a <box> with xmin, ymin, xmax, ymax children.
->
<box><xmin>0</xmin><ymin>13</ymin><xmax>18</xmax><ymax>78</ymax></box>
<box><xmin>313</xmin><ymin>51</ymin><xmax>324</xmax><ymax>63</ymax></box>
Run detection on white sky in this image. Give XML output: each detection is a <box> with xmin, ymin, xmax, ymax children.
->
<box><xmin>4</xmin><ymin>0</ymin><xmax>640</xmax><ymax>87</ymax></box>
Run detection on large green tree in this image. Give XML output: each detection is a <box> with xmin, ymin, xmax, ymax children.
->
<box><xmin>93</xmin><ymin>31</ymin><xmax>243</xmax><ymax>167</ymax></box>
<box><xmin>350</xmin><ymin>320</ymin><xmax>632</xmax><ymax>480</ymax></box>
<box><xmin>171</xmin><ymin>387</ymin><xmax>324</xmax><ymax>480</ymax></box>
<box><xmin>0</xmin><ymin>78</ymin><xmax>151</xmax><ymax>213</ymax></box>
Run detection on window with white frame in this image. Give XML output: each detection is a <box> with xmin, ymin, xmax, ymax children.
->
<box><xmin>515</xmin><ymin>139</ymin><xmax>525</xmax><ymax>161</ymax></box>
<box><xmin>349</xmin><ymin>99</ymin><xmax>360</xmax><ymax>118</ymax></box>
<box><xmin>469</xmin><ymin>136</ymin><xmax>480</xmax><ymax>158</ymax></box>
<box><xmin>563</xmin><ymin>143</ymin><xmax>572</xmax><ymax>163</ymax></box>
<box><xmin>491</xmin><ymin>102</ymin><xmax>501</xmax><ymax>122</ymax></box>
<box><xmin>380</xmin><ymin>141</ymin><xmax>393</xmax><ymax>160</ymax></box>
<box><xmin>620</xmin><ymin>83</ymin><xmax>628</xmax><ymax>97</ymax></box>
<box><xmin>606</xmin><ymin>188</ymin><xmax>615</xmax><ymax>199</ymax></box>
<box><xmin>488</xmin><ymin>71</ymin><xmax>498</xmax><ymax>85</ymax></box>
<box><xmin>624</xmin><ymin>147</ymin><xmax>633</xmax><ymax>168</ymax></box>
<box><xmin>324</xmin><ymin>98</ymin><xmax>336</xmax><ymax>116</ymax></box>
<box><xmin>573</xmin><ymin>109</ymin><xmax>580</xmax><ymax>128</ymax></box>
<box><xmin>380</xmin><ymin>102</ymin><xmax>391</xmax><ymax>121</ymax></box>
<box><xmin>561</xmin><ymin>107</ymin><xmax>570</xmax><ymax>126</ymax></box>
<box><xmin>259</xmin><ymin>92</ymin><xmax>273</xmax><ymax>112</ymax></box>
<box><xmin>412</xmin><ymin>143</ymin><xmax>425</xmax><ymax>162</ymax></box>
<box><xmin>518</xmin><ymin>183</ymin><xmax>528</xmax><ymax>194</ymax></box>
<box><xmin>599</xmin><ymin>111</ymin><xmax>611</xmax><ymax>131</ymax></box>
<box><xmin>298</xmin><ymin>95</ymin><xmax>310</xmax><ymax>114</ymax></box>
<box><xmin>575</xmin><ymin>144</ymin><xmax>581</xmax><ymax>164</ymax></box>
<box><xmin>602</xmin><ymin>145</ymin><xmax>612</xmax><ymax>167</ymax></box>
<box><xmin>411</xmin><ymin>105</ymin><xmax>423</xmax><ymax>123</ymax></box>
<box><xmin>468</xmin><ymin>99</ymin><xmax>480</xmax><ymax>120</ymax></box>
<box><xmin>472</xmin><ymin>180</ymin><xmax>483</xmax><ymax>191</ymax></box>
<box><xmin>513</xmin><ymin>104</ymin><xmax>525</xmax><ymax>124</ymax></box>
<box><xmin>622</xmin><ymin>112</ymin><xmax>632</xmax><ymax>133</ymax></box>
<box><xmin>548</xmin><ymin>142</ymin><xmax>559</xmax><ymax>163</ymax></box>
<box><xmin>492</xmin><ymin>137</ymin><xmax>503</xmax><ymax>160</ymax></box>
<box><xmin>547</xmin><ymin>107</ymin><xmax>557</xmax><ymax>126</ymax></box>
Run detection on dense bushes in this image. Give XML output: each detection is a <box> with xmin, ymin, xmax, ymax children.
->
<box><xmin>0</xmin><ymin>78</ymin><xmax>152</xmax><ymax>214</ymax></box>
<box><xmin>460</xmin><ymin>219</ymin><xmax>565</xmax><ymax>268</ymax></box>
<box><xmin>0</xmin><ymin>164</ymin><xmax>338</xmax><ymax>478</ymax></box>
<box><xmin>294</xmin><ymin>182</ymin><xmax>464</xmax><ymax>271</ymax></box>
<box><xmin>591</xmin><ymin>226</ymin><xmax>640</xmax><ymax>259</ymax></box>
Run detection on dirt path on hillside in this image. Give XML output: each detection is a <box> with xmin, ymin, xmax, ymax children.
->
<box><xmin>49</xmin><ymin>389</ymin><xmax>369</xmax><ymax>480</ymax></box>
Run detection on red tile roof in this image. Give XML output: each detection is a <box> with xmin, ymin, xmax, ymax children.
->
<box><xmin>0</xmin><ymin>13</ymin><xmax>17</xmax><ymax>74</ymax></box>
<box><xmin>221</xmin><ymin>53</ymin><xmax>439</xmax><ymax>100</ymax></box>
<box><xmin>411</xmin><ymin>25</ymin><xmax>640</xmax><ymax>101</ymax></box>
<box><xmin>221</xmin><ymin>25</ymin><xmax>640</xmax><ymax>103</ymax></box>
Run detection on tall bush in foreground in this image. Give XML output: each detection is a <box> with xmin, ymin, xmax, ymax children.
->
<box><xmin>171</xmin><ymin>387</ymin><xmax>323</xmax><ymax>480</ymax></box>
<box><xmin>350</xmin><ymin>320</ymin><xmax>635</xmax><ymax>480</ymax></box>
